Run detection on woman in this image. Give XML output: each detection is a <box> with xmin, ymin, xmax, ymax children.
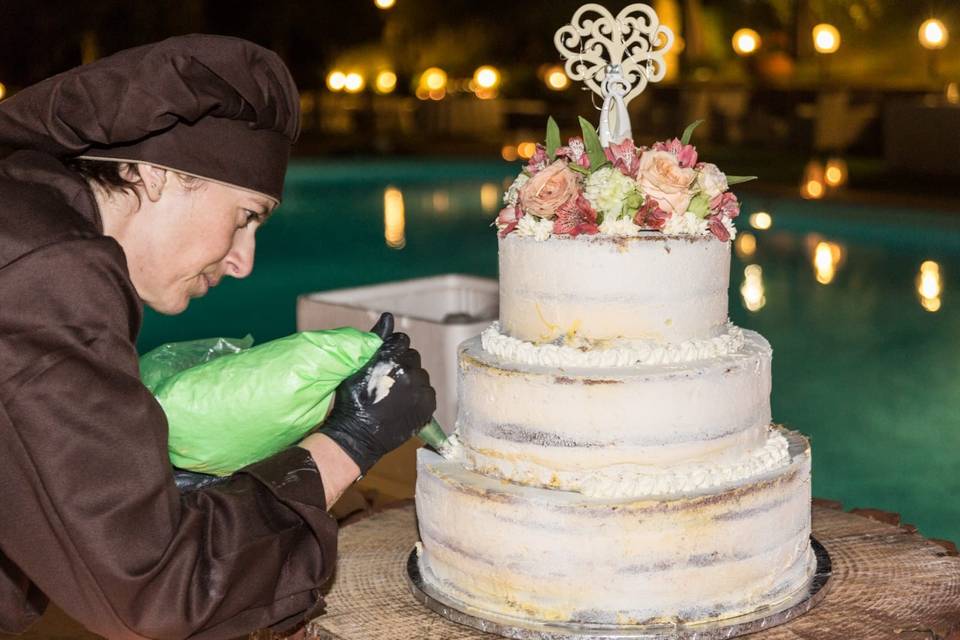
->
<box><xmin>0</xmin><ymin>35</ymin><xmax>435</xmax><ymax>639</ymax></box>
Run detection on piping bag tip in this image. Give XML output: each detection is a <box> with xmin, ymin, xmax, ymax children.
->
<box><xmin>417</xmin><ymin>417</ymin><xmax>459</xmax><ymax>459</ymax></box>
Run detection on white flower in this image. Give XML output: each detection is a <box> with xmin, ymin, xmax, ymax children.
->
<box><xmin>515</xmin><ymin>213</ymin><xmax>554</xmax><ymax>241</ymax></box>
<box><xmin>696</xmin><ymin>163</ymin><xmax>728</xmax><ymax>200</ymax></box>
<box><xmin>504</xmin><ymin>173</ymin><xmax>529</xmax><ymax>206</ymax></box>
<box><xmin>721</xmin><ymin>215</ymin><xmax>737</xmax><ymax>240</ymax></box>
<box><xmin>663</xmin><ymin>210</ymin><xmax>709</xmax><ymax>236</ymax></box>
<box><xmin>599</xmin><ymin>216</ymin><xmax>641</xmax><ymax>236</ymax></box>
<box><xmin>567</xmin><ymin>138</ymin><xmax>586</xmax><ymax>163</ymax></box>
<box><xmin>584</xmin><ymin>167</ymin><xmax>639</xmax><ymax>222</ymax></box>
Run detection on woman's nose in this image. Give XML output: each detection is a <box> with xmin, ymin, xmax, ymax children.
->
<box><xmin>225</xmin><ymin>232</ymin><xmax>255</xmax><ymax>279</ymax></box>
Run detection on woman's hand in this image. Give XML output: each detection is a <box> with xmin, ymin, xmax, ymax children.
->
<box><xmin>317</xmin><ymin>313</ymin><xmax>437</xmax><ymax>475</ymax></box>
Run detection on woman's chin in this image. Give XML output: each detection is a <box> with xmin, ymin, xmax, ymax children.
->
<box><xmin>145</xmin><ymin>293</ymin><xmax>192</xmax><ymax>316</ymax></box>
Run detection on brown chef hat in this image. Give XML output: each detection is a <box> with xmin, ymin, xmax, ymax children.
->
<box><xmin>0</xmin><ymin>34</ymin><xmax>300</xmax><ymax>204</ymax></box>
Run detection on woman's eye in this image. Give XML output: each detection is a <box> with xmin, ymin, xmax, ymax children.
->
<box><xmin>239</xmin><ymin>210</ymin><xmax>259</xmax><ymax>229</ymax></box>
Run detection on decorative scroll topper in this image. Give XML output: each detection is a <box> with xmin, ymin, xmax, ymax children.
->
<box><xmin>555</xmin><ymin>3</ymin><xmax>674</xmax><ymax>146</ymax></box>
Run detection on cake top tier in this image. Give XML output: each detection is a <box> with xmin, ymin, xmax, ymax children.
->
<box><xmin>495</xmin><ymin>118</ymin><xmax>754</xmax><ymax>243</ymax></box>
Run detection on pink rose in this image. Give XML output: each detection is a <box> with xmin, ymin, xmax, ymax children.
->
<box><xmin>634</xmin><ymin>197</ymin><xmax>670</xmax><ymax>230</ymax></box>
<box><xmin>518</xmin><ymin>159</ymin><xmax>580</xmax><ymax>219</ymax></box>
<box><xmin>553</xmin><ymin>194</ymin><xmax>599</xmax><ymax>236</ymax></box>
<box><xmin>653</xmin><ymin>137</ymin><xmax>698</xmax><ymax>168</ymax></box>
<box><xmin>637</xmin><ymin>150</ymin><xmax>697</xmax><ymax>216</ymax></box>
<box><xmin>697</xmin><ymin>163</ymin><xmax>728</xmax><ymax>199</ymax></box>
<box><xmin>604</xmin><ymin>138</ymin><xmax>641</xmax><ymax>177</ymax></box>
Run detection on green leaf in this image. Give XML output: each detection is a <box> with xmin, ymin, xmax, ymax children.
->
<box><xmin>578</xmin><ymin>116</ymin><xmax>609</xmax><ymax>172</ymax></box>
<box><xmin>725</xmin><ymin>175</ymin><xmax>758</xmax><ymax>185</ymax></box>
<box><xmin>568</xmin><ymin>162</ymin><xmax>590</xmax><ymax>175</ymax></box>
<box><xmin>688</xmin><ymin>193</ymin><xmax>710</xmax><ymax>219</ymax></box>
<box><xmin>545</xmin><ymin>116</ymin><xmax>561</xmax><ymax>162</ymax></box>
<box><xmin>680</xmin><ymin>119</ymin><xmax>704</xmax><ymax>145</ymax></box>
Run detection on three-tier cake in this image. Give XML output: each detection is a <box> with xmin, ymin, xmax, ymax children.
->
<box><xmin>413</xmin><ymin>3</ymin><xmax>816</xmax><ymax>630</ymax></box>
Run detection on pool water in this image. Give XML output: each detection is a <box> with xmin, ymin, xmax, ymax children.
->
<box><xmin>139</xmin><ymin>159</ymin><xmax>960</xmax><ymax>544</ymax></box>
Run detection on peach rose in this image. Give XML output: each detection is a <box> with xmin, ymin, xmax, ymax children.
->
<box><xmin>518</xmin><ymin>160</ymin><xmax>579</xmax><ymax>219</ymax></box>
<box><xmin>637</xmin><ymin>150</ymin><xmax>697</xmax><ymax>216</ymax></box>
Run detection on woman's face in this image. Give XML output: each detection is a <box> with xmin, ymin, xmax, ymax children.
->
<box><xmin>118</xmin><ymin>168</ymin><xmax>275</xmax><ymax>315</ymax></box>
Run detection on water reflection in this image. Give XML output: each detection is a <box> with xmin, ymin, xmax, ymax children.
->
<box><xmin>480</xmin><ymin>183</ymin><xmax>500</xmax><ymax>213</ymax></box>
<box><xmin>740</xmin><ymin>264</ymin><xmax>766</xmax><ymax>312</ymax></box>
<box><xmin>735</xmin><ymin>232</ymin><xmax>757</xmax><ymax>259</ymax></box>
<box><xmin>383</xmin><ymin>186</ymin><xmax>406</xmax><ymax>249</ymax></box>
<box><xmin>917</xmin><ymin>260</ymin><xmax>942</xmax><ymax>312</ymax></box>
<box><xmin>812</xmin><ymin>240</ymin><xmax>844</xmax><ymax>285</ymax></box>
<box><xmin>432</xmin><ymin>190</ymin><xmax>450</xmax><ymax>213</ymax></box>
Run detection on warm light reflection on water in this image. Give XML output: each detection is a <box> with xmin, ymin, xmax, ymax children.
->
<box><xmin>740</xmin><ymin>264</ymin><xmax>766</xmax><ymax>312</ymax></box>
<box><xmin>432</xmin><ymin>190</ymin><xmax>450</xmax><ymax>213</ymax></box>
<box><xmin>813</xmin><ymin>241</ymin><xmax>844</xmax><ymax>285</ymax></box>
<box><xmin>480</xmin><ymin>183</ymin><xmax>500</xmax><ymax>212</ymax></box>
<box><xmin>735</xmin><ymin>232</ymin><xmax>757</xmax><ymax>258</ymax></box>
<box><xmin>383</xmin><ymin>186</ymin><xmax>406</xmax><ymax>249</ymax></box>
<box><xmin>917</xmin><ymin>260</ymin><xmax>943</xmax><ymax>312</ymax></box>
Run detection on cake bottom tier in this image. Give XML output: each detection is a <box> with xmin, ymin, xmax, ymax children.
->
<box><xmin>415</xmin><ymin>429</ymin><xmax>815</xmax><ymax>626</ymax></box>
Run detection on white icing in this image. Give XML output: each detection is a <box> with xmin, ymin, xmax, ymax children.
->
<box><xmin>367</xmin><ymin>362</ymin><xmax>395</xmax><ymax>404</ymax></box>
<box><xmin>458</xmin><ymin>429</ymin><xmax>792</xmax><ymax>499</ymax></box>
<box><xmin>481</xmin><ymin>321</ymin><xmax>745</xmax><ymax>368</ymax></box>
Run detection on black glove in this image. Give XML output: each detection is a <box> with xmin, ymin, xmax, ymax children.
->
<box><xmin>318</xmin><ymin>312</ymin><xmax>436</xmax><ymax>475</ymax></box>
<box><xmin>172</xmin><ymin>467</ymin><xmax>229</xmax><ymax>493</ymax></box>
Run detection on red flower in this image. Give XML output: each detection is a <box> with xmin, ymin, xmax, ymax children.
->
<box><xmin>634</xmin><ymin>197</ymin><xmax>670</xmax><ymax>230</ymax></box>
<box><xmin>553</xmin><ymin>194</ymin><xmax>599</xmax><ymax>236</ymax></box>
<box><xmin>710</xmin><ymin>192</ymin><xmax>740</xmax><ymax>219</ymax></box>
<box><xmin>604</xmin><ymin>138</ymin><xmax>641</xmax><ymax>177</ymax></box>
<box><xmin>708</xmin><ymin>215</ymin><xmax>731</xmax><ymax>242</ymax></box>
<box><xmin>652</xmin><ymin>137</ymin><xmax>698</xmax><ymax>169</ymax></box>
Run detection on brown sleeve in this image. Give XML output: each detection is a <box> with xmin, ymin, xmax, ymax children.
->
<box><xmin>0</xmin><ymin>236</ymin><xmax>338</xmax><ymax>639</ymax></box>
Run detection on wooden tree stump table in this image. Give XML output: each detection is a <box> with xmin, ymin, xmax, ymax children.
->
<box><xmin>282</xmin><ymin>500</ymin><xmax>960</xmax><ymax>640</ymax></box>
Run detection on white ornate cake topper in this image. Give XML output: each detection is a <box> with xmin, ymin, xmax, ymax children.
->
<box><xmin>554</xmin><ymin>3</ymin><xmax>674</xmax><ymax>146</ymax></box>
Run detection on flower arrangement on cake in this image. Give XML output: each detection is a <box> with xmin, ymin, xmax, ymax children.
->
<box><xmin>496</xmin><ymin>117</ymin><xmax>755</xmax><ymax>242</ymax></box>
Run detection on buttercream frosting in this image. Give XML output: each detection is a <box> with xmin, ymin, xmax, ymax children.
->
<box><xmin>481</xmin><ymin>321</ymin><xmax>745</xmax><ymax>368</ymax></box>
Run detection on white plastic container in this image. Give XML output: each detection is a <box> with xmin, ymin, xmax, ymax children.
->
<box><xmin>297</xmin><ymin>274</ymin><xmax>498</xmax><ymax>498</ymax></box>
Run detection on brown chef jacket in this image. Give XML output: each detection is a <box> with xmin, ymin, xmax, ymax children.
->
<box><xmin>0</xmin><ymin>150</ymin><xmax>339</xmax><ymax>639</ymax></box>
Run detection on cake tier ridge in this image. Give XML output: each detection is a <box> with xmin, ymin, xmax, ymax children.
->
<box><xmin>415</xmin><ymin>430</ymin><xmax>814</xmax><ymax>626</ymax></box>
<box><xmin>459</xmin><ymin>426</ymin><xmax>790</xmax><ymax>499</ymax></box>
<box><xmin>499</xmin><ymin>233</ymin><xmax>730</xmax><ymax>345</ymax></box>
<box><xmin>481</xmin><ymin>320</ymin><xmax>745</xmax><ymax>368</ymax></box>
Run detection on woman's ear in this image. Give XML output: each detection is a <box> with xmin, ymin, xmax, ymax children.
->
<box><xmin>132</xmin><ymin>163</ymin><xmax>168</xmax><ymax>203</ymax></box>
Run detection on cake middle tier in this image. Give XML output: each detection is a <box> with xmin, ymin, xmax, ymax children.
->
<box><xmin>456</xmin><ymin>330</ymin><xmax>776</xmax><ymax>496</ymax></box>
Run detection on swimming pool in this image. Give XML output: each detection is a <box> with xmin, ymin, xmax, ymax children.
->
<box><xmin>139</xmin><ymin>159</ymin><xmax>960</xmax><ymax>544</ymax></box>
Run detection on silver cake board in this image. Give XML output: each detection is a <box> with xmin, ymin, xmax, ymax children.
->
<box><xmin>405</xmin><ymin>537</ymin><xmax>831</xmax><ymax>640</ymax></box>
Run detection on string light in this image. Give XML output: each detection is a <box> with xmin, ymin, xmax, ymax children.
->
<box><xmin>749</xmin><ymin>212</ymin><xmax>772</xmax><ymax>230</ymax></box>
<box><xmin>919</xmin><ymin>18</ymin><xmax>948</xmax><ymax>50</ymax></box>
<box><xmin>326</xmin><ymin>70</ymin><xmax>346</xmax><ymax>92</ymax></box>
<box><xmin>812</xmin><ymin>24</ymin><xmax>841</xmax><ymax>54</ymax></box>
<box><xmin>383</xmin><ymin>187</ymin><xmax>405</xmax><ymax>249</ymax></box>
<box><xmin>374</xmin><ymin>70</ymin><xmax>397</xmax><ymax>94</ymax></box>
<box><xmin>732</xmin><ymin>29</ymin><xmax>761</xmax><ymax>56</ymax></box>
